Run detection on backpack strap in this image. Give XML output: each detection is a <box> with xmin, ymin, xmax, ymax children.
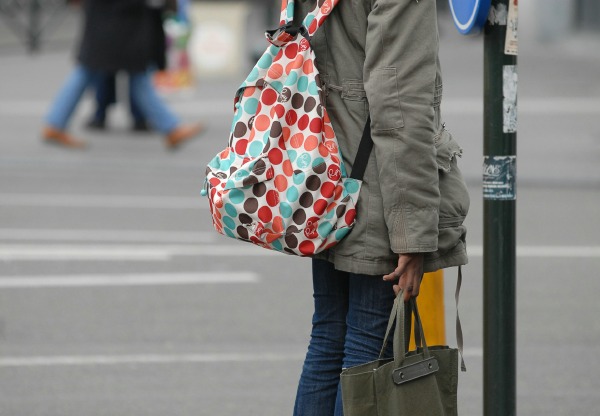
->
<box><xmin>278</xmin><ymin>0</ymin><xmax>340</xmax><ymax>37</ymax></box>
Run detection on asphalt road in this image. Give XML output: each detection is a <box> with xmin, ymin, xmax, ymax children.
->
<box><xmin>1</xmin><ymin>17</ymin><xmax>600</xmax><ymax>416</ymax></box>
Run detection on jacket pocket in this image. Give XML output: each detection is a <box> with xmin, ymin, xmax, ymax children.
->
<box><xmin>367</xmin><ymin>68</ymin><xmax>405</xmax><ymax>132</ymax></box>
<box><xmin>434</xmin><ymin>128</ymin><xmax>470</xmax><ymax>258</ymax></box>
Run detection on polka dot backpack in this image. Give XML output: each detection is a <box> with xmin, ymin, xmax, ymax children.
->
<box><xmin>202</xmin><ymin>0</ymin><xmax>373</xmax><ymax>256</ymax></box>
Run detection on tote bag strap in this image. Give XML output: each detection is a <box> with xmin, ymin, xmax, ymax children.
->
<box><xmin>279</xmin><ymin>0</ymin><xmax>295</xmax><ymax>25</ymax></box>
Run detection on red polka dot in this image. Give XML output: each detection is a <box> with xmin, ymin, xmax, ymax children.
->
<box><xmin>309</xmin><ymin>118</ymin><xmax>323</xmax><ymax>134</ymax></box>
<box><xmin>321</xmin><ymin>182</ymin><xmax>335</xmax><ymax>198</ymax></box>
<box><xmin>272</xmin><ymin>216</ymin><xmax>284</xmax><ymax>233</ymax></box>
<box><xmin>308</xmin><ymin>20</ymin><xmax>318</xmax><ymax>34</ymax></box>
<box><xmin>285</xmin><ymin>42</ymin><xmax>299</xmax><ymax>59</ymax></box>
<box><xmin>254</xmin><ymin>114</ymin><xmax>271</xmax><ymax>131</ymax></box>
<box><xmin>327</xmin><ymin>165</ymin><xmax>341</xmax><ymax>181</ymax></box>
<box><xmin>298</xmin><ymin>114</ymin><xmax>310</xmax><ymax>130</ymax></box>
<box><xmin>345</xmin><ymin>209</ymin><xmax>357</xmax><ymax>225</ymax></box>
<box><xmin>271</xmin><ymin>104</ymin><xmax>285</xmax><ymax>119</ymax></box>
<box><xmin>220</xmin><ymin>148</ymin><xmax>230</xmax><ymax>159</ymax></box>
<box><xmin>318</xmin><ymin>144</ymin><xmax>329</xmax><ymax>157</ymax></box>
<box><xmin>274</xmin><ymin>49</ymin><xmax>284</xmax><ymax>61</ymax></box>
<box><xmin>291</xmin><ymin>55</ymin><xmax>304</xmax><ymax>70</ymax></box>
<box><xmin>314</xmin><ymin>199</ymin><xmax>327</xmax><ymax>215</ymax></box>
<box><xmin>268</xmin><ymin>148</ymin><xmax>283</xmax><ymax>165</ymax></box>
<box><xmin>258</xmin><ymin>206</ymin><xmax>273</xmax><ymax>223</ymax></box>
<box><xmin>305</xmin><ymin>135</ymin><xmax>319</xmax><ymax>151</ymax></box>
<box><xmin>268</xmin><ymin>64</ymin><xmax>284</xmax><ymax>79</ymax></box>
<box><xmin>299</xmin><ymin>240</ymin><xmax>316</xmax><ymax>256</ymax></box>
<box><xmin>243</xmin><ymin>87</ymin><xmax>256</xmax><ymax>97</ymax></box>
<box><xmin>290</xmin><ymin>133</ymin><xmax>304</xmax><ymax>149</ymax></box>
<box><xmin>274</xmin><ymin>175</ymin><xmax>288</xmax><ymax>192</ymax></box>
<box><xmin>235</xmin><ymin>139</ymin><xmax>248</xmax><ymax>155</ymax></box>
<box><xmin>266</xmin><ymin>233</ymin><xmax>279</xmax><ymax>244</ymax></box>
<box><xmin>282</xmin><ymin>128</ymin><xmax>291</xmax><ymax>143</ymax></box>
<box><xmin>282</xmin><ymin>159</ymin><xmax>294</xmax><ymax>176</ymax></box>
<box><xmin>261</xmin><ymin>89</ymin><xmax>278</xmax><ymax>106</ymax></box>
<box><xmin>285</xmin><ymin>110</ymin><xmax>298</xmax><ymax>126</ymax></box>
<box><xmin>302</xmin><ymin>59</ymin><xmax>314</xmax><ymax>74</ymax></box>
<box><xmin>334</xmin><ymin>185</ymin><xmax>343</xmax><ymax>199</ymax></box>
<box><xmin>324</xmin><ymin>124</ymin><xmax>335</xmax><ymax>139</ymax></box>
<box><xmin>266</xmin><ymin>190</ymin><xmax>279</xmax><ymax>207</ymax></box>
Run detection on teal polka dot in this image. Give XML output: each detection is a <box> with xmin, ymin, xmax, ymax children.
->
<box><xmin>249</xmin><ymin>141</ymin><xmax>263</xmax><ymax>157</ymax></box>
<box><xmin>244</xmin><ymin>98</ymin><xmax>259</xmax><ymax>114</ymax></box>
<box><xmin>247</xmin><ymin>67</ymin><xmax>259</xmax><ymax>82</ymax></box>
<box><xmin>271</xmin><ymin>239</ymin><xmax>283</xmax><ymax>251</ymax></box>
<box><xmin>270</xmin><ymin>81</ymin><xmax>283</xmax><ymax>93</ymax></box>
<box><xmin>304</xmin><ymin>15</ymin><xmax>315</xmax><ymax>28</ymax></box>
<box><xmin>288</xmin><ymin>149</ymin><xmax>297</xmax><ymax>163</ymax></box>
<box><xmin>335</xmin><ymin>228</ymin><xmax>350</xmax><ymax>240</ymax></box>
<box><xmin>293</xmin><ymin>171</ymin><xmax>305</xmax><ymax>185</ymax></box>
<box><xmin>228</xmin><ymin>189</ymin><xmax>245</xmax><ymax>204</ymax></box>
<box><xmin>286</xmin><ymin>187</ymin><xmax>299</xmax><ymax>202</ymax></box>
<box><xmin>223</xmin><ymin>216</ymin><xmax>235</xmax><ymax>229</ymax></box>
<box><xmin>208</xmin><ymin>156</ymin><xmax>220</xmax><ymax>168</ymax></box>
<box><xmin>308</xmin><ymin>81</ymin><xmax>320</xmax><ymax>95</ymax></box>
<box><xmin>280</xmin><ymin>202</ymin><xmax>293</xmax><ymax>218</ymax></box>
<box><xmin>312</xmin><ymin>157</ymin><xmax>325</xmax><ymax>168</ymax></box>
<box><xmin>318</xmin><ymin>222</ymin><xmax>333</xmax><ymax>238</ymax></box>
<box><xmin>225</xmin><ymin>180</ymin><xmax>235</xmax><ymax>189</ymax></box>
<box><xmin>325</xmin><ymin>208</ymin><xmax>336</xmax><ymax>220</ymax></box>
<box><xmin>224</xmin><ymin>227</ymin><xmax>236</xmax><ymax>238</ymax></box>
<box><xmin>344</xmin><ymin>179</ymin><xmax>360</xmax><ymax>194</ymax></box>
<box><xmin>235</xmin><ymin>169</ymin><xmax>249</xmax><ymax>180</ymax></box>
<box><xmin>220</xmin><ymin>158</ymin><xmax>232</xmax><ymax>171</ymax></box>
<box><xmin>285</xmin><ymin>71</ymin><xmax>299</xmax><ymax>86</ymax></box>
<box><xmin>263</xmin><ymin>132</ymin><xmax>271</xmax><ymax>144</ymax></box>
<box><xmin>296</xmin><ymin>153</ymin><xmax>312</xmax><ymax>169</ymax></box>
<box><xmin>225</xmin><ymin>204</ymin><xmax>237</xmax><ymax>218</ymax></box>
<box><xmin>297</xmin><ymin>76</ymin><xmax>309</xmax><ymax>92</ymax></box>
<box><xmin>286</xmin><ymin>3</ymin><xmax>294</xmax><ymax>20</ymax></box>
<box><xmin>257</xmin><ymin>53</ymin><xmax>273</xmax><ymax>69</ymax></box>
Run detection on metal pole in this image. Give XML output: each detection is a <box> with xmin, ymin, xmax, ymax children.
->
<box><xmin>28</xmin><ymin>0</ymin><xmax>41</xmax><ymax>52</ymax></box>
<box><xmin>483</xmin><ymin>0</ymin><xmax>517</xmax><ymax>415</ymax></box>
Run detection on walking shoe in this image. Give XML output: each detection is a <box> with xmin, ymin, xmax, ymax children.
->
<box><xmin>85</xmin><ymin>118</ymin><xmax>106</xmax><ymax>130</ymax></box>
<box><xmin>132</xmin><ymin>119</ymin><xmax>151</xmax><ymax>132</ymax></box>
<box><xmin>42</xmin><ymin>127</ymin><xmax>86</xmax><ymax>149</ymax></box>
<box><xmin>165</xmin><ymin>123</ymin><xmax>204</xmax><ymax>149</ymax></box>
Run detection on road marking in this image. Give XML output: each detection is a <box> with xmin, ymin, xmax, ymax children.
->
<box><xmin>0</xmin><ymin>348</ymin><xmax>484</xmax><ymax>368</ymax></box>
<box><xmin>0</xmin><ymin>244</ymin><xmax>599</xmax><ymax>261</ymax></box>
<box><xmin>0</xmin><ymin>244</ymin><xmax>279</xmax><ymax>261</ymax></box>
<box><xmin>2</xmin><ymin>98</ymin><xmax>600</xmax><ymax>117</ymax></box>
<box><xmin>0</xmin><ymin>272</ymin><xmax>258</xmax><ymax>288</ymax></box>
<box><xmin>0</xmin><ymin>193</ymin><xmax>206</xmax><ymax>209</ymax></box>
<box><xmin>0</xmin><ymin>229</ymin><xmax>215</xmax><ymax>244</ymax></box>
<box><xmin>0</xmin><ymin>352</ymin><xmax>305</xmax><ymax>367</ymax></box>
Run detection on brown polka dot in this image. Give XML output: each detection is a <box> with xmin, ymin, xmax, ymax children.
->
<box><xmin>292</xmin><ymin>93</ymin><xmax>305</xmax><ymax>109</ymax></box>
<box><xmin>316</xmin><ymin>104</ymin><xmax>323</xmax><ymax>117</ymax></box>
<box><xmin>253</xmin><ymin>182</ymin><xmax>267</xmax><ymax>197</ymax></box>
<box><xmin>304</xmin><ymin>97</ymin><xmax>317</xmax><ymax>113</ymax></box>
<box><xmin>312</xmin><ymin>162</ymin><xmax>326</xmax><ymax>174</ymax></box>
<box><xmin>306</xmin><ymin>175</ymin><xmax>321</xmax><ymax>191</ymax></box>
<box><xmin>336</xmin><ymin>205</ymin><xmax>346</xmax><ymax>217</ymax></box>
<box><xmin>248</xmin><ymin>116</ymin><xmax>255</xmax><ymax>129</ymax></box>
<box><xmin>279</xmin><ymin>87</ymin><xmax>292</xmax><ymax>103</ymax></box>
<box><xmin>244</xmin><ymin>198</ymin><xmax>258</xmax><ymax>214</ymax></box>
<box><xmin>239</xmin><ymin>213</ymin><xmax>253</xmax><ymax>224</ymax></box>
<box><xmin>237</xmin><ymin>226</ymin><xmax>250</xmax><ymax>239</ymax></box>
<box><xmin>270</xmin><ymin>121</ymin><xmax>282</xmax><ymax>138</ymax></box>
<box><xmin>243</xmin><ymin>176</ymin><xmax>258</xmax><ymax>187</ymax></box>
<box><xmin>286</xmin><ymin>225</ymin><xmax>300</xmax><ymax>234</ymax></box>
<box><xmin>293</xmin><ymin>209</ymin><xmax>306</xmax><ymax>225</ymax></box>
<box><xmin>285</xmin><ymin>234</ymin><xmax>298</xmax><ymax>248</ymax></box>
<box><xmin>252</xmin><ymin>159</ymin><xmax>266</xmax><ymax>175</ymax></box>
<box><xmin>234</xmin><ymin>122</ymin><xmax>247</xmax><ymax>138</ymax></box>
<box><xmin>300</xmin><ymin>192</ymin><xmax>313</xmax><ymax>208</ymax></box>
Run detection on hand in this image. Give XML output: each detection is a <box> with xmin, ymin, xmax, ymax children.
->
<box><xmin>383</xmin><ymin>253</ymin><xmax>425</xmax><ymax>302</ymax></box>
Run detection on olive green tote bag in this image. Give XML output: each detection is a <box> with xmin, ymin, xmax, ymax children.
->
<box><xmin>340</xmin><ymin>291</ymin><xmax>460</xmax><ymax>416</ymax></box>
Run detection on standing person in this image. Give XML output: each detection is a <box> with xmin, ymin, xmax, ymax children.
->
<box><xmin>291</xmin><ymin>1</ymin><xmax>470</xmax><ymax>415</ymax></box>
<box><xmin>42</xmin><ymin>0</ymin><xmax>202</xmax><ymax>149</ymax></box>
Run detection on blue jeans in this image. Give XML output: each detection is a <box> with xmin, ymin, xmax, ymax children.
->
<box><xmin>294</xmin><ymin>259</ymin><xmax>396</xmax><ymax>416</ymax></box>
<box><xmin>46</xmin><ymin>65</ymin><xmax>179</xmax><ymax>133</ymax></box>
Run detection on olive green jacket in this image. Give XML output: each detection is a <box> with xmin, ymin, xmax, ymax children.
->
<box><xmin>294</xmin><ymin>0</ymin><xmax>469</xmax><ymax>274</ymax></box>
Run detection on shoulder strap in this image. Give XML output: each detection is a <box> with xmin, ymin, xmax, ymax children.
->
<box><xmin>279</xmin><ymin>0</ymin><xmax>295</xmax><ymax>25</ymax></box>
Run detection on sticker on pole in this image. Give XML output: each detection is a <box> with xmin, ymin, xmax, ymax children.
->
<box><xmin>449</xmin><ymin>0</ymin><xmax>492</xmax><ymax>35</ymax></box>
<box><xmin>483</xmin><ymin>156</ymin><xmax>516</xmax><ymax>200</ymax></box>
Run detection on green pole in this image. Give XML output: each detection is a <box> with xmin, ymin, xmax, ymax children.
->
<box><xmin>483</xmin><ymin>0</ymin><xmax>517</xmax><ymax>415</ymax></box>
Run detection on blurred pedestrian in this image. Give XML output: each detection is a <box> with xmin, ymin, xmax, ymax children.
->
<box><xmin>43</xmin><ymin>0</ymin><xmax>203</xmax><ymax>149</ymax></box>
<box><xmin>290</xmin><ymin>1</ymin><xmax>470</xmax><ymax>415</ymax></box>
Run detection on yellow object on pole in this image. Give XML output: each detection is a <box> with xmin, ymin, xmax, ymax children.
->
<box><xmin>409</xmin><ymin>270</ymin><xmax>445</xmax><ymax>349</ymax></box>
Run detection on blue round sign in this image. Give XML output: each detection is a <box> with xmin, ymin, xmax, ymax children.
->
<box><xmin>449</xmin><ymin>0</ymin><xmax>491</xmax><ymax>35</ymax></box>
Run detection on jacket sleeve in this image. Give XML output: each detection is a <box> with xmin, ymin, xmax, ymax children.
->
<box><xmin>363</xmin><ymin>0</ymin><xmax>440</xmax><ymax>254</ymax></box>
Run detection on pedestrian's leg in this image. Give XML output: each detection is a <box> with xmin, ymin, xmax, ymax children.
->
<box><xmin>129</xmin><ymin>69</ymin><xmax>203</xmax><ymax>148</ymax></box>
<box><xmin>88</xmin><ymin>72</ymin><xmax>115</xmax><ymax>128</ymax></box>
<box><xmin>45</xmin><ymin>65</ymin><xmax>94</xmax><ymax>130</ymax></box>
<box><xmin>44</xmin><ymin>65</ymin><xmax>95</xmax><ymax>148</ymax></box>
<box><xmin>128</xmin><ymin>75</ymin><xmax>150</xmax><ymax>131</ymax></box>
<box><xmin>294</xmin><ymin>259</ymin><xmax>349</xmax><ymax>416</ymax></box>
<box><xmin>332</xmin><ymin>272</ymin><xmax>396</xmax><ymax>416</ymax></box>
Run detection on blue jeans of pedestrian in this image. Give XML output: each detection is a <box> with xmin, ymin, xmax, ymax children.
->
<box><xmin>46</xmin><ymin>65</ymin><xmax>179</xmax><ymax>134</ymax></box>
<box><xmin>293</xmin><ymin>259</ymin><xmax>396</xmax><ymax>416</ymax></box>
